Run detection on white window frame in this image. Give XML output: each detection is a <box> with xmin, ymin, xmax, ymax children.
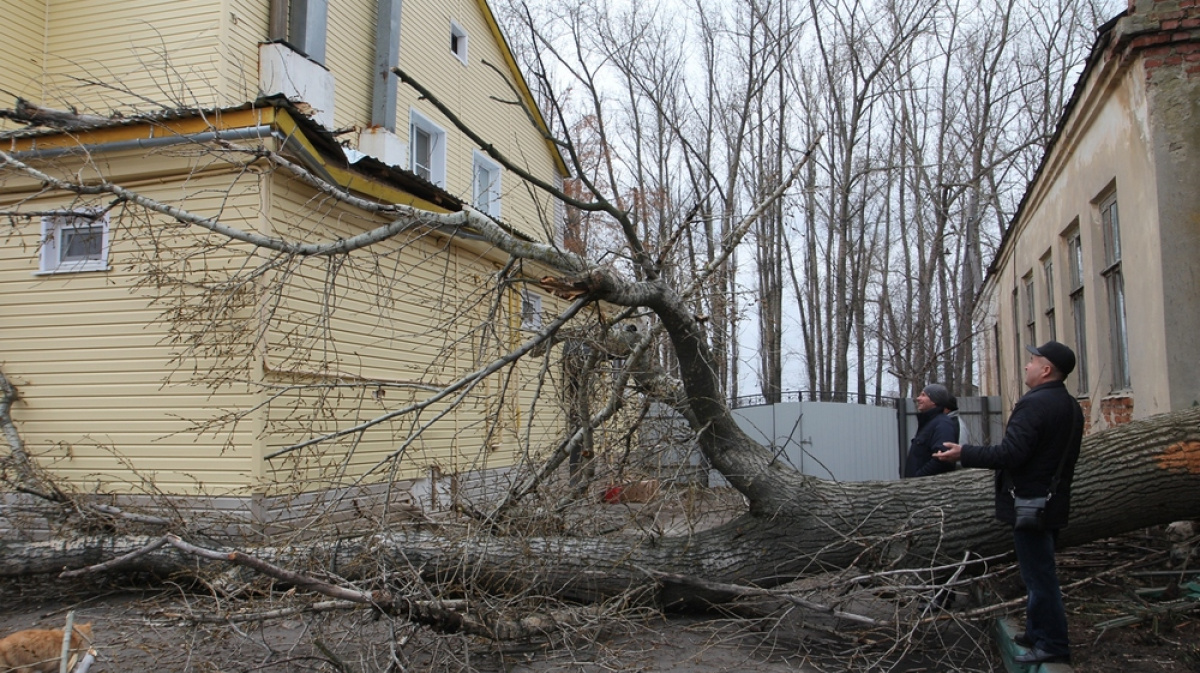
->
<box><xmin>1099</xmin><ymin>190</ymin><xmax>1130</xmax><ymax>390</ymax></box>
<box><xmin>409</xmin><ymin>109</ymin><xmax>447</xmax><ymax>187</ymax></box>
<box><xmin>472</xmin><ymin>150</ymin><xmax>502</xmax><ymax>217</ymax></box>
<box><xmin>1067</xmin><ymin>228</ymin><xmax>1089</xmax><ymax>394</ymax></box>
<box><xmin>1022</xmin><ymin>272</ymin><xmax>1036</xmax><ymax>351</ymax></box>
<box><xmin>1042</xmin><ymin>254</ymin><xmax>1056</xmax><ymax>342</ymax></box>
<box><xmin>1011</xmin><ymin>288</ymin><xmax>1022</xmax><ymax>383</ymax></box>
<box><xmin>450</xmin><ymin>20</ymin><xmax>469</xmax><ymax>66</ymax></box>
<box><xmin>520</xmin><ymin>290</ymin><xmax>543</xmax><ymax>332</ymax></box>
<box><xmin>37</xmin><ymin>211</ymin><xmax>110</xmax><ymax>275</ymax></box>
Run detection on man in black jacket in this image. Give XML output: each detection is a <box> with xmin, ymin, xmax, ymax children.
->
<box><xmin>935</xmin><ymin>341</ymin><xmax>1084</xmax><ymax>665</ymax></box>
<box><xmin>903</xmin><ymin>383</ymin><xmax>959</xmax><ymax>478</ymax></box>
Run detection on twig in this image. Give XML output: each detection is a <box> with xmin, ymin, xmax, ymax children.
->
<box><xmin>59</xmin><ymin>611</ymin><xmax>75</xmax><ymax>673</ymax></box>
<box><xmin>946</xmin><ymin>549</ymin><xmax>1168</xmax><ymax>622</ymax></box>
<box><xmin>1094</xmin><ymin>599</ymin><xmax>1200</xmax><ymax>630</ymax></box>
<box><xmin>314</xmin><ymin>639</ymin><xmax>353</xmax><ymax>672</ymax></box>
<box><xmin>842</xmin><ymin>552</ymin><xmax>1009</xmax><ymax>585</ymax></box>
<box><xmin>102</xmin><ymin>534</ymin><xmax>601</xmax><ymax>641</ymax></box>
<box><xmin>155</xmin><ymin>599</ymin><xmax>362</xmax><ymax>623</ymax></box>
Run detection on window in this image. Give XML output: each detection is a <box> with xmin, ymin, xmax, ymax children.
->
<box><xmin>1023</xmin><ymin>272</ymin><xmax>1036</xmax><ymax>352</ymax></box>
<box><xmin>409</xmin><ymin>110</ymin><xmax>446</xmax><ymax>187</ymax></box>
<box><xmin>1012</xmin><ymin>288</ymin><xmax>1022</xmax><ymax>382</ymax></box>
<box><xmin>1042</xmin><ymin>255</ymin><xmax>1056</xmax><ymax>342</ymax></box>
<box><xmin>472</xmin><ymin>151</ymin><xmax>502</xmax><ymax>217</ymax></box>
<box><xmin>450</xmin><ymin>21</ymin><xmax>468</xmax><ymax>65</ymax></box>
<box><xmin>1100</xmin><ymin>191</ymin><xmax>1130</xmax><ymax>390</ymax></box>
<box><xmin>39</xmin><ymin>211</ymin><xmax>110</xmax><ymax>274</ymax></box>
<box><xmin>520</xmin><ymin>290</ymin><xmax>542</xmax><ymax>331</ymax></box>
<box><xmin>1067</xmin><ymin>229</ymin><xmax>1088</xmax><ymax>394</ymax></box>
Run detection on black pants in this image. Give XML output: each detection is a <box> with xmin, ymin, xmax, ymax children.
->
<box><xmin>1013</xmin><ymin>527</ymin><xmax>1069</xmax><ymax>656</ymax></box>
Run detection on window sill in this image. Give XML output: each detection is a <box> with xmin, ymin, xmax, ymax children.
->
<box><xmin>34</xmin><ymin>264</ymin><xmax>112</xmax><ymax>276</ymax></box>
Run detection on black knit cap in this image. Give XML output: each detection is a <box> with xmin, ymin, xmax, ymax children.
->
<box><xmin>1026</xmin><ymin>340</ymin><xmax>1076</xmax><ymax>378</ymax></box>
<box><xmin>922</xmin><ymin>383</ymin><xmax>952</xmax><ymax>408</ymax></box>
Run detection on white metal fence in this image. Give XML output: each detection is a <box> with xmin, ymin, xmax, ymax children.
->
<box><xmin>644</xmin><ymin>396</ymin><xmax>1004</xmax><ymax>483</ymax></box>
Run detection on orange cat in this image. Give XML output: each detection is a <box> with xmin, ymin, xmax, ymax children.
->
<box><xmin>0</xmin><ymin>622</ymin><xmax>93</xmax><ymax>673</ymax></box>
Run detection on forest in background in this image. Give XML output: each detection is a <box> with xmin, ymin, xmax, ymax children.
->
<box><xmin>500</xmin><ymin>0</ymin><xmax>1121</xmax><ymax>402</ymax></box>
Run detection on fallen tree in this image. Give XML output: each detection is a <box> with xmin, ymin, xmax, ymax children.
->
<box><xmin>4</xmin><ymin>404</ymin><xmax>1198</xmax><ymax>611</ymax></box>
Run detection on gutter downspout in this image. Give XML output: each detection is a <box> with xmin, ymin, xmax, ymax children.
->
<box><xmin>269</xmin><ymin>0</ymin><xmax>288</xmax><ymax>42</ymax></box>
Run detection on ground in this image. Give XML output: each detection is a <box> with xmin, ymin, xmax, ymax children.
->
<box><xmin>1056</xmin><ymin>529</ymin><xmax>1200</xmax><ymax>673</ymax></box>
<box><xmin>1</xmin><ymin>502</ymin><xmax>1197</xmax><ymax>672</ymax></box>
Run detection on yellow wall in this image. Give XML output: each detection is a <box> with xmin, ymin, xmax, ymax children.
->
<box><xmin>1</xmin><ymin>143</ymin><xmax>567</xmax><ymax>497</ymax></box>
<box><xmin>0</xmin><ymin>0</ymin><xmax>571</xmax><ymax>497</ymax></box>
<box><xmin>394</xmin><ymin>0</ymin><xmax>563</xmax><ymax>241</ymax></box>
<box><xmin>41</xmin><ymin>0</ymin><xmax>227</xmax><ymax>113</ymax></box>
<box><xmin>257</xmin><ymin>175</ymin><xmax>567</xmax><ymax>492</ymax></box>
<box><xmin>0</xmin><ymin>151</ymin><xmax>266</xmax><ymax>494</ymax></box>
<box><xmin>0</xmin><ymin>0</ymin><xmax>47</xmax><ymax>132</ymax></box>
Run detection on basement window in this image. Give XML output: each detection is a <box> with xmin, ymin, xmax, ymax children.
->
<box><xmin>38</xmin><ymin>211</ymin><xmax>110</xmax><ymax>274</ymax></box>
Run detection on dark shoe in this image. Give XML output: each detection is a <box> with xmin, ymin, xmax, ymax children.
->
<box><xmin>1013</xmin><ymin>632</ymin><xmax>1034</xmax><ymax>648</ymax></box>
<box><xmin>1013</xmin><ymin>647</ymin><xmax>1070</xmax><ymax>665</ymax></box>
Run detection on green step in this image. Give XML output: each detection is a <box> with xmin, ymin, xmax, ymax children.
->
<box><xmin>994</xmin><ymin>617</ymin><xmax>1073</xmax><ymax>673</ymax></box>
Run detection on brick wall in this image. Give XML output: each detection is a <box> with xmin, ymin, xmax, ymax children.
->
<box><xmin>1125</xmin><ymin>1</ymin><xmax>1200</xmax><ymax>79</ymax></box>
<box><xmin>1101</xmin><ymin>395</ymin><xmax>1136</xmax><ymax>428</ymax></box>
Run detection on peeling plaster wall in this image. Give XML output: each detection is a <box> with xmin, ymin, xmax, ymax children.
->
<box><xmin>1142</xmin><ymin>16</ymin><xmax>1200</xmax><ymax>410</ymax></box>
<box><xmin>981</xmin><ymin>1</ymin><xmax>1200</xmax><ymax>424</ymax></box>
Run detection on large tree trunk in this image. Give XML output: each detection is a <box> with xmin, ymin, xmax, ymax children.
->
<box><xmin>6</xmin><ymin>408</ymin><xmax>1198</xmax><ymax>607</ymax></box>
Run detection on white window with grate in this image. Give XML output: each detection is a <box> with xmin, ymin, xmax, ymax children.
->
<box><xmin>38</xmin><ymin>211</ymin><xmax>110</xmax><ymax>274</ymax></box>
<box><xmin>520</xmin><ymin>290</ymin><xmax>542</xmax><ymax>332</ymax></box>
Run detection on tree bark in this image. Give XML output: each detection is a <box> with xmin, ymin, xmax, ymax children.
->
<box><xmin>6</xmin><ymin>408</ymin><xmax>1198</xmax><ymax>607</ymax></box>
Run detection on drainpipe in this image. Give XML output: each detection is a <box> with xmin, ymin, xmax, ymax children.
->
<box><xmin>269</xmin><ymin>0</ymin><xmax>288</xmax><ymax>42</ymax></box>
<box><xmin>372</xmin><ymin>0</ymin><xmax>403</xmax><ymax>130</ymax></box>
<box><xmin>288</xmin><ymin>0</ymin><xmax>329</xmax><ymax>64</ymax></box>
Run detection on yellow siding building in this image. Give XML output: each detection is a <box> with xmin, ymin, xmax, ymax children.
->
<box><xmin>0</xmin><ymin>0</ymin><xmax>571</xmax><ymax>533</ymax></box>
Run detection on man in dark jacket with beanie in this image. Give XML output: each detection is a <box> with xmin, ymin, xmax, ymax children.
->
<box><xmin>935</xmin><ymin>341</ymin><xmax>1084</xmax><ymax>665</ymax></box>
<box><xmin>903</xmin><ymin>383</ymin><xmax>959</xmax><ymax>478</ymax></box>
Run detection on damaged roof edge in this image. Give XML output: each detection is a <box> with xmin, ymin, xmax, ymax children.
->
<box><xmin>2</xmin><ymin>97</ymin><xmax>544</xmax><ymax>246</ymax></box>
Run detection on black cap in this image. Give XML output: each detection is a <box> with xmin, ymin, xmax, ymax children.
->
<box><xmin>1026</xmin><ymin>341</ymin><xmax>1076</xmax><ymax>378</ymax></box>
<box><xmin>922</xmin><ymin>384</ymin><xmax>952</xmax><ymax>408</ymax></box>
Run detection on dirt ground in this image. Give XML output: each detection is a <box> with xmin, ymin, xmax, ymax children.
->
<box><xmin>1</xmin><ymin>521</ymin><xmax>1197</xmax><ymax>672</ymax></box>
<box><xmin>1053</xmin><ymin>529</ymin><xmax>1200</xmax><ymax>673</ymax></box>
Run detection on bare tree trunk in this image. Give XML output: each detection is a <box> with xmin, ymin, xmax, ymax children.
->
<box><xmin>7</xmin><ymin>408</ymin><xmax>1199</xmax><ymax>607</ymax></box>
